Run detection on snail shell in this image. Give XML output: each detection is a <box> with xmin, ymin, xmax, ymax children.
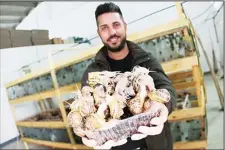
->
<box><xmin>132</xmin><ymin>66</ymin><xmax>150</xmax><ymax>75</ymax></box>
<box><xmin>96</xmin><ymin>102</ymin><xmax>110</xmax><ymax>119</ymax></box>
<box><xmin>67</xmin><ymin>111</ymin><xmax>83</xmax><ymax>128</ymax></box>
<box><xmin>106</xmin><ymin>81</ymin><xmax>116</xmax><ymax>96</ymax></box>
<box><xmin>147</xmin><ymin>89</ymin><xmax>170</xmax><ymax>103</ymax></box>
<box><xmin>143</xmin><ymin>98</ymin><xmax>156</xmax><ymax>112</ymax></box>
<box><xmin>79</xmin><ymin>96</ymin><xmax>96</xmax><ymax>117</ymax></box>
<box><xmin>84</xmin><ymin>114</ymin><xmax>106</xmax><ymax>131</ymax></box>
<box><xmin>70</xmin><ymin>99</ymin><xmax>81</xmax><ymax>111</ymax></box>
<box><xmin>81</xmin><ymin>86</ymin><xmax>93</xmax><ymax>97</ymax></box>
<box><xmin>107</xmin><ymin>95</ymin><xmax>124</xmax><ymax>119</ymax></box>
<box><xmin>93</xmin><ymin>84</ymin><xmax>106</xmax><ymax>106</ymax></box>
<box><xmin>127</xmin><ymin>94</ymin><xmax>144</xmax><ymax>115</ymax></box>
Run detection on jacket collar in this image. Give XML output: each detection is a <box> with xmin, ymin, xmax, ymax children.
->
<box><xmin>95</xmin><ymin>40</ymin><xmax>149</xmax><ymax>68</ymax></box>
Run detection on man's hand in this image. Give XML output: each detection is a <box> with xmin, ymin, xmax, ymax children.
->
<box><xmin>82</xmin><ymin>137</ymin><xmax>127</xmax><ymax>149</ymax></box>
<box><xmin>131</xmin><ymin>101</ymin><xmax>169</xmax><ymax>141</ymax></box>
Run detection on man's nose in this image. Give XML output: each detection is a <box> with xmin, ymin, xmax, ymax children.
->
<box><xmin>108</xmin><ymin>27</ymin><xmax>116</xmax><ymax>36</ymax></box>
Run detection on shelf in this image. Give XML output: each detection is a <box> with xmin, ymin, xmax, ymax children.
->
<box><xmin>21</xmin><ymin>138</ymin><xmax>207</xmax><ymax>150</ymax></box>
<box><xmin>9</xmin><ymin>93</ymin><xmax>43</xmax><ymax>105</ymax></box>
<box><xmin>168</xmin><ymin>107</ymin><xmax>205</xmax><ymax>122</ymax></box>
<box><xmin>16</xmin><ymin>121</ymin><xmax>66</xmax><ymax>129</ymax></box>
<box><xmin>5</xmin><ymin>68</ymin><xmax>51</xmax><ymax>88</ymax></box>
<box><xmin>173</xmin><ymin>140</ymin><xmax>207</xmax><ymax>149</ymax></box>
<box><xmin>168</xmin><ymin>70</ymin><xmax>192</xmax><ymax>81</ymax></box>
<box><xmin>9</xmin><ymin>83</ymin><xmax>81</xmax><ymax>105</ymax></box>
<box><xmin>161</xmin><ymin>55</ymin><xmax>198</xmax><ymax>75</ymax></box>
<box><xmin>128</xmin><ymin>18</ymin><xmax>189</xmax><ymax>44</ymax></box>
<box><xmin>21</xmin><ymin>137</ymin><xmax>92</xmax><ymax>149</ymax></box>
<box><xmin>173</xmin><ymin>81</ymin><xmax>196</xmax><ymax>90</ymax></box>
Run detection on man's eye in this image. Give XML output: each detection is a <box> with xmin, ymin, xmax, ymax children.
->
<box><xmin>101</xmin><ymin>27</ymin><xmax>107</xmax><ymax>31</ymax></box>
<box><xmin>114</xmin><ymin>23</ymin><xmax>120</xmax><ymax>28</ymax></box>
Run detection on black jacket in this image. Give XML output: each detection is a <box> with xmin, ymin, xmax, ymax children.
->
<box><xmin>81</xmin><ymin>40</ymin><xmax>177</xmax><ymax>150</ymax></box>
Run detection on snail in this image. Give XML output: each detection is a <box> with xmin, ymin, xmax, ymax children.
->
<box><xmin>79</xmin><ymin>96</ymin><xmax>97</xmax><ymax>117</ymax></box>
<box><xmin>67</xmin><ymin>111</ymin><xmax>83</xmax><ymax>128</ymax></box>
<box><xmin>93</xmin><ymin>84</ymin><xmax>107</xmax><ymax>106</ymax></box>
<box><xmin>84</xmin><ymin>114</ymin><xmax>106</xmax><ymax>131</ymax></box>
<box><xmin>106</xmin><ymin>94</ymin><xmax>125</xmax><ymax>119</ymax></box>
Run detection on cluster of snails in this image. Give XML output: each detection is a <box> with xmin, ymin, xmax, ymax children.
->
<box><xmin>67</xmin><ymin>66</ymin><xmax>170</xmax><ymax>138</ymax></box>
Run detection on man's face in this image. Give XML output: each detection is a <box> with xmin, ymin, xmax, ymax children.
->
<box><xmin>97</xmin><ymin>12</ymin><xmax>127</xmax><ymax>52</ymax></box>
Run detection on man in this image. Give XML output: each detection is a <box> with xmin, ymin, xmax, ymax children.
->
<box><xmin>80</xmin><ymin>2</ymin><xmax>176</xmax><ymax>150</ymax></box>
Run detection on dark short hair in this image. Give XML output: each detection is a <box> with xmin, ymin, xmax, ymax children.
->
<box><xmin>95</xmin><ymin>2</ymin><xmax>123</xmax><ymax>25</ymax></box>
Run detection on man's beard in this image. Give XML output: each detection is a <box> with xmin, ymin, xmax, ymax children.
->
<box><xmin>104</xmin><ymin>35</ymin><xmax>126</xmax><ymax>52</ymax></box>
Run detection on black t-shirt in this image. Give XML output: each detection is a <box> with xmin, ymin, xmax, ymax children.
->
<box><xmin>106</xmin><ymin>52</ymin><xmax>147</xmax><ymax>150</ymax></box>
<box><xmin>106</xmin><ymin>51</ymin><xmax>133</xmax><ymax>73</ymax></box>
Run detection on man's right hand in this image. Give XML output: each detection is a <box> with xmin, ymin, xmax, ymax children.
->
<box><xmin>82</xmin><ymin>137</ymin><xmax>127</xmax><ymax>150</ymax></box>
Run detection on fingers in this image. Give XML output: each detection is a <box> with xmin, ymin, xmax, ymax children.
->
<box><xmin>159</xmin><ymin>103</ymin><xmax>169</xmax><ymax>117</ymax></box>
<box><xmin>150</xmin><ymin>115</ymin><xmax>167</xmax><ymax>126</ymax></box>
<box><xmin>93</xmin><ymin>138</ymin><xmax>127</xmax><ymax>149</ymax></box>
<box><xmin>114</xmin><ymin>139</ymin><xmax>127</xmax><ymax>146</ymax></box>
<box><xmin>75</xmin><ymin>132</ymin><xmax>85</xmax><ymax>137</ymax></box>
<box><xmin>138</xmin><ymin>124</ymin><xmax>164</xmax><ymax>135</ymax></box>
<box><xmin>82</xmin><ymin>137</ymin><xmax>97</xmax><ymax>147</ymax></box>
<box><xmin>94</xmin><ymin>140</ymin><xmax>114</xmax><ymax>150</ymax></box>
<box><xmin>83</xmin><ymin>136</ymin><xmax>127</xmax><ymax>149</ymax></box>
<box><xmin>131</xmin><ymin>134</ymin><xmax>147</xmax><ymax>141</ymax></box>
<box><xmin>150</xmin><ymin>103</ymin><xmax>168</xmax><ymax>126</ymax></box>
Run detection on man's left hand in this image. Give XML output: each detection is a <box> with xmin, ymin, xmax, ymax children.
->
<box><xmin>131</xmin><ymin>102</ymin><xmax>169</xmax><ymax>141</ymax></box>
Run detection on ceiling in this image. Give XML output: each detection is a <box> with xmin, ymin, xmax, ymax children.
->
<box><xmin>0</xmin><ymin>1</ymin><xmax>40</xmax><ymax>29</ymax></box>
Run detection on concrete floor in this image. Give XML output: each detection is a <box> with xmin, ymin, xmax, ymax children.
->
<box><xmin>204</xmin><ymin>74</ymin><xmax>224</xmax><ymax>149</ymax></box>
<box><xmin>1</xmin><ymin>74</ymin><xmax>224</xmax><ymax>149</ymax></box>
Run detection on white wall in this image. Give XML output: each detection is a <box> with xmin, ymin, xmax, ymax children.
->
<box><xmin>214</xmin><ymin>5</ymin><xmax>224</xmax><ymax>67</ymax></box>
<box><xmin>0</xmin><ymin>76</ymin><xmax>19</xmax><ymax>144</ymax></box>
<box><xmin>182</xmin><ymin>1</ymin><xmax>224</xmax><ymax>72</ymax></box>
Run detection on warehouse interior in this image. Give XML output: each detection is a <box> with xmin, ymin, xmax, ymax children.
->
<box><xmin>0</xmin><ymin>1</ymin><xmax>224</xmax><ymax>149</ymax></box>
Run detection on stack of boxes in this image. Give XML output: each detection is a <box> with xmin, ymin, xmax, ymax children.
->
<box><xmin>0</xmin><ymin>29</ymin><xmax>51</xmax><ymax>49</ymax></box>
<box><xmin>0</xmin><ymin>28</ymin><xmax>91</xmax><ymax>49</ymax></box>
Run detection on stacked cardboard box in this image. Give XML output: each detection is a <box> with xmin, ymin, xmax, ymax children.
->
<box><xmin>0</xmin><ymin>28</ymin><xmax>12</xmax><ymax>49</ymax></box>
<box><xmin>0</xmin><ymin>29</ymin><xmax>55</xmax><ymax>48</ymax></box>
<box><xmin>10</xmin><ymin>30</ymin><xmax>32</xmax><ymax>47</ymax></box>
<box><xmin>31</xmin><ymin>30</ymin><xmax>51</xmax><ymax>45</ymax></box>
<box><xmin>51</xmin><ymin>38</ymin><xmax>64</xmax><ymax>44</ymax></box>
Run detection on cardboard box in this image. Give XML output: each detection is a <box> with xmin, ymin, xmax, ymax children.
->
<box><xmin>10</xmin><ymin>30</ymin><xmax>32</xmax><ymax>37</ymax></box>
<box><xmin>51</xmin><ymin>38</ymin><xmax>64</xmax><ymax>44</ymax></box>
<box><xmin>10</xmin><ymin>29</ymin><xmax>32</xmax><ymax>47</ymax></box>
<box><xmin>31</xmin><ymin>30</ymin><xmax>50</xmax><ymax>45</ymax></box>
<box><xmin>32</xmin><ymin>39</ymin><xmax>51</xmax><ymax>45</ymax></box>
<box><xmin>0</xmin><ymin>29</ymin><xmax>12</xmax><ymax>49</ymax></box>
<box><xmin>0</xmin><ymin>38</ymin><xmax>12</xmax><ymax>49</ymax></box>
